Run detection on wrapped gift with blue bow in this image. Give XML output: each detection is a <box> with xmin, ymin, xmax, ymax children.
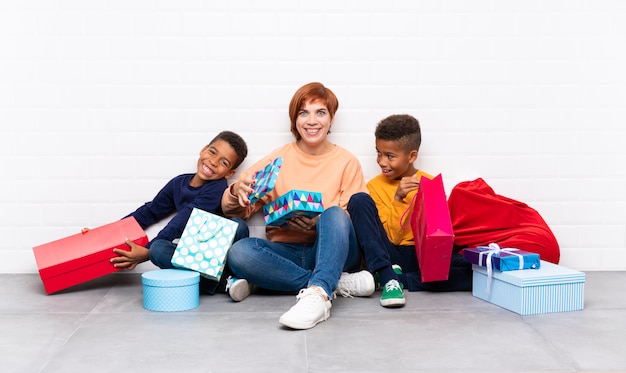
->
<box><xmin>171</xmin><ymin>208</ymin><xmax>239</xmax><ymax>282</ymax></box>
<box><xmin>463</xmin><ymin>243</ymin><xmax>540</xmax><ymax>296</ymax></box>
<box><xmin>463</xmin><ymin>243</ymin><xmax>541</xmax><ymax>271</ymax></box>
<box><xmin>471</xmin><ymin>260</ymin><xmax>585</xmax><ymax>315</ymax></box>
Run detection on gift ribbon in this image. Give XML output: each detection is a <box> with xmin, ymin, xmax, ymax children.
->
<box><xmin>195</xmin><ymin>217</ymin><xmax>226</xmax><ymax>243</ymax></box>
<box><xmin>478</xmin><ymin>243</ymin><xmax>524</xmax><ymax>296</ymax></box>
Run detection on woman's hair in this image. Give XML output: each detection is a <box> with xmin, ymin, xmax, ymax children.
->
<box><xmin>288</xmin><ymin>82</ymin><xmax>339</xmax><ymax>141</ymax></box>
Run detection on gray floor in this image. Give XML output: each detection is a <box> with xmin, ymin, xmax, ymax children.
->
<box><xmin>1</xmin><ymin>271</ymin><xmax>625</xmax><ymax>373</ymax></box>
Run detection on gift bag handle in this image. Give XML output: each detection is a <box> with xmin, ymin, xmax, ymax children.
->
<box><xmin>400</xmin><ymin>191</ymin><xmax>420</xmax><ymax>231</ymax></box>
<box><xmin>195</xmin><ymin>217</ymin><xmax>226</xmax><ymax>243</ymax></box>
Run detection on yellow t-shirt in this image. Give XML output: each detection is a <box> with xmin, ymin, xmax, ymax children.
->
<box><xmin>366</xmin><ymin>170</ymin><xmax>433</xmax><ymax>246</ymax></box>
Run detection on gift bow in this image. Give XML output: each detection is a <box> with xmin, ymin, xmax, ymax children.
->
<box><xmin>478</xmin><ymin>243</ymin><xmax>524</xmax><ymax>296</ymax></box>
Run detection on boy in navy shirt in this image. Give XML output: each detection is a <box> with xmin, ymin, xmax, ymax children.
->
<box><xmin>111</xmin><ymin>130</ymin><xmax>249</xmax><ymax>294</ymax></box>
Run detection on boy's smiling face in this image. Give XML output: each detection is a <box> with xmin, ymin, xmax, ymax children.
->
<box><xmin>375</xmin><ymin>139</ymin><xmax>418</xmax><ymax>180</ymax></box>
<box><xmin>193</xmin><ymin>139</ymin><xmax>238</xmax><ymax>185</ymax></box>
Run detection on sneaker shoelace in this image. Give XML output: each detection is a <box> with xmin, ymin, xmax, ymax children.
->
<box><xmin>295</xmin><ymin>288</ymin><xmax>326</xmax><ymax>309</ymax></box>
<box><xmin>385</xmin><ymin>279</ymin><xmax>402</xmax><ymax>292</ymax></box>
<box><xmin>336</xmin><ymin>278</ymin><xmax>358</xmax><ymax>298</ymax></box>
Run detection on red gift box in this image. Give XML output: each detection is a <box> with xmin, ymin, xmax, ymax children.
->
<box><xmin>407</xmin><ymin>174</ymin><xmax>454</xmax><ymax>282</ymax></box>
<box><xmin>32</xmin><ymin>217</ymin><xmax>148</xmax><ymax>294</ymax></box>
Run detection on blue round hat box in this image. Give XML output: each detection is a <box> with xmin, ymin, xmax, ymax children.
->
<box><xmin>142</xmin><ymin>269</ymin><xmax>200</xmax><ymax>312</ymax></box>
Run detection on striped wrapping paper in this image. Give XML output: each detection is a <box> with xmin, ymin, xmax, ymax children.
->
<box><xmin>472</xmin><ymin>260</ymin><xmax>585</xmax><ymax>315</ymax></box>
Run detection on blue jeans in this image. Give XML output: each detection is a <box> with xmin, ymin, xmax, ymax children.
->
<box><xmin>149</xmin><ymin>217</ymin><xmax>249</xmax><ymax>294</ymax></box>
<box><xmin>226</xmin><ymin>206</ymin><xmax>362</xmax><ymax>298</ymax></box>
<box><xmin>348</xmin><ymin>192</ymin><xmax>472</xmax><ymax>292</ymax></box>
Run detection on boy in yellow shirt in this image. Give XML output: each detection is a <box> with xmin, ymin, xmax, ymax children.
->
<box><xmin>348</xmin><ymin>114</ymin><xmax>472</xmax><ymax>308</ymax></box>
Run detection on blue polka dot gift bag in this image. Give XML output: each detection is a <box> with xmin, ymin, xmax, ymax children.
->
<box><xmin>171</xmin><ymin>208</ymin><xmax>238</xmax><ymax>282</ymax></box>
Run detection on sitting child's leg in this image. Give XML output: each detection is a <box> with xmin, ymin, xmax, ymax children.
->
<box><xmin>347</xmin><ymin>192</ymin><xmax>405</xmax><ymax>307</ymax></box>
<box><xmin>347</xmin><ymin>193</ymin><xmax>396</xmax><ymax>275</ymax></box>
<box><xmin>148</xmin><ymin>239</ymin><xmax>177</xmax><ymax>269</ymax></box>
<box><xmin>230</xmin><ymin>217</ymin><xmax>250</xmax><ymax>243</ymax></box>
<box><xmin>398</xmin><ymin>252</ymin><xmax>472</xmax><ymax>292</ymax></box>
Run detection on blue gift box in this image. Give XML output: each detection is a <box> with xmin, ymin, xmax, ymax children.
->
<box><xmin>263</xmin><ymin>189</ymin><xmax>324</xmax><ymax>227</ymax></box>
<box><xmin>142</xmin><ymin>269</ymin><xmax>200</xmax><ymax>312</ymax></box>
<box><xmin>472</xmin><ymin>260</ymin><xmax>585</xmax><ymax>315</ymax></box>
<box><xmin>463</xmin><ymin>243</ymin><xmax>541</xmax><ymax>271</ymax></box>
<box><xmin>249</xmin><ymin>157</ymin><xmax>282</xmax><ymax>205</ymax></box>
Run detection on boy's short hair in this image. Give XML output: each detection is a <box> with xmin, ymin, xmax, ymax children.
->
<box><xmin>288</xmin><ymin>82</ymin><xmax>339</xmax><ymax>141</ymax></box>
<box><xmin>209</xmin><ymin>131</ymin><xmax>248</xmax><ymax>169</ymax></box>
<box><xmin>375</xmin><ymin>114</ymin><xmax>421</xmax><ymax>153</ymax></box>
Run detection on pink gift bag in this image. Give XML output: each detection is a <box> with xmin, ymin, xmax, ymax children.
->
<box><xmin>404</xmin><ymin>174</ymin><xmax>454</xmax><ymax>282</ymax></box>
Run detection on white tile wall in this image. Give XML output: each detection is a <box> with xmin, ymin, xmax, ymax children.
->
<box><xmin>1</xmin><ymin>1</ymin><xmax>625</xmax><ymax>273</ymax></box>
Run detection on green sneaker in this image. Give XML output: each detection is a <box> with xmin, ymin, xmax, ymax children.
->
<box><xmin>380</xmin><ymin>279</ymin><xmax>405</xmax><ymax>308</ymax></box>
<box><xmin>373</xmin><ymin>272</ymin><xmax>381</xmax><ymax>291</ymax></box>
<box><xmin>374</xmin><ymin>265</ymin><xmax>403</xmax><ymax>292</ymax></box>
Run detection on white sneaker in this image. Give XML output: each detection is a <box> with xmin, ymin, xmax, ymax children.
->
<box><xmin>226</xmin><ymin>276</ymin><xmax>252</xmax><ymax>302</ymax></box>
<box><xmin>279</xmin><ymin>287</ymin><xmax>332</xmax><ymax>330</ymax></box>
<box><xmin>335</xmin><ymin>270</ymin><xmax>375</xmax><ymax>298</ymax></box>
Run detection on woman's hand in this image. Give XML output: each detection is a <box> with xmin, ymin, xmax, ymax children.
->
<box><xmin>230</xmin><ymin>172</ymin><xmax>257</xmax><ymax>207</ymax></box>
<box><xmin>286</xmin><ymin>215</ymin><xmax>320</xmax><ymax>232</ymax></box>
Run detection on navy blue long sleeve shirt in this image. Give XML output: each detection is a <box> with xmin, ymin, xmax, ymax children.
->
<box><xmin>125</xmin><ymin>174</ymin><xmax>228</xmax><ymax>248</ymax></box>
